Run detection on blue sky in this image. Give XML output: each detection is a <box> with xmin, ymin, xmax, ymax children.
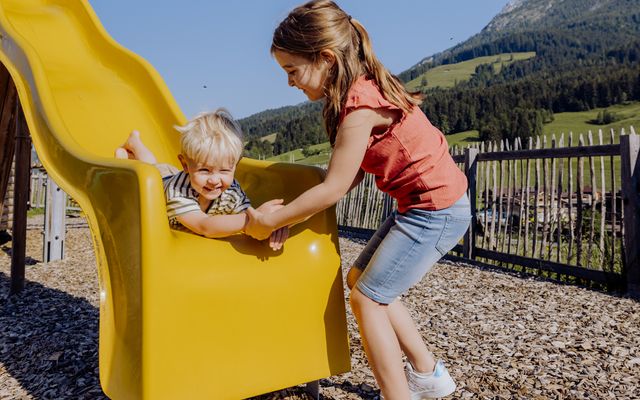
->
<box><xmin>89</xmin><ymin>1</ymin><xmax>510</xmax><ymax>119</ymax></box>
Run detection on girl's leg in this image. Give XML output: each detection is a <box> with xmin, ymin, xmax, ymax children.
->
<box><xmin>347</xmin><ymin>196</ymin><xmax>470</xmax><ymax>398</ymax></box>
<box><xmin>387</xmin><ymin>299</ymin><xmax>436</xmax><ymax>374</ymax></box>
<box><xmin>349</xmin><ymin>286</ymin><xmax>410</xmax><ymax>400</ymax></box>
<box><xmin>114</xmin><ymin>130</ymin><xmax>157</xmax><ymax>164</ymax></box>
<box><xmin>347</xmin><ymin>268</ymin><xmax>436</xmax><ymax>374</ymax></box>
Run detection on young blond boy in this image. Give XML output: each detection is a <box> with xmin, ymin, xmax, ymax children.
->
<box><xmin>116</xmin><ymin>108</ymin><xmax>287</xmax><ymax>249</ymax></box>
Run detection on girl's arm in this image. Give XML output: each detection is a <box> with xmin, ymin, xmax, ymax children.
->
<box><xmin>245</xmin><ymin>108</ymin><xmax>379</xmax><ymax>240</ymax></box>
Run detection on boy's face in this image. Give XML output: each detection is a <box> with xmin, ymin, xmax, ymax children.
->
<box><xmin>179</xmin><ymin>155</ymin><xmax>236</xmax><ymax>201</ymax></box>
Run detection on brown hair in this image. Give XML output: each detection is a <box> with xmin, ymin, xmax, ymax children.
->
<box><xmin>272</xmin><ymin>0</ymin><xmax>422</xmax><ymax>145</ymax></box>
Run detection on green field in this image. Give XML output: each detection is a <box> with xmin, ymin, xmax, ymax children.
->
<box><xmin>444</xmin><ymin>130</ymin><xmax>480</xmax><ymax>148</ymax></box>
<box><xmin>267</xmin><ymin>142</ymin><xmax>332</xmax><ymax>165</ymax></box>
<box><xmin>542</xmin><ymin>102</ymin><xmax>640</xmax><ymax>143</ymax></box>
<box><xmin>259</xmin><ymin>133</ymin><xmax>278</xmax><ymax>144</ymax></box>
<box><xmin>405</xmin><ymin>52</ymin><xmax>536</xmax><ymax>92</ymax></box>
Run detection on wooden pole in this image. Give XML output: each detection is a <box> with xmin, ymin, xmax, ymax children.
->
<box><xmin>620</xmin><ymin>133</ymin><xmax>640</xmax><ymax>297</ymax></box>
<box><xmin>610</xmin><ymin>129</ymin><xmax>617</xmax><ymax>275</ymax></box>
<box><xmin>463</xmin><ymin>147</ymin><xmax>478</xmax><ymax>259</ymax></box>
<box><xmin>43</xmin><ymin>175</ymin><xmax>66</xmax><ymax>262</ymax></box>
<box><xmin>576</xmin><ymin>135</ymin><xmax>585</xmax><ymax>267</ymax></box>
<box><xmin>10</xmin><ymin>103</ymin><xmax>30</xmax><ymax>295</ymax></box>
<box><xmin>10</xmin><ymin>102</ymin><xmax>31</xmax><ymax>295</ymax></box>
<box><xmin>588</xmin><ymin>131</ymin><xmax>596</xmax><ymax>269</ymax></box>
<box><xmin>0</xmin><ymin>70</ymin><xmax>17</xmax><ymax>221</ymax></box>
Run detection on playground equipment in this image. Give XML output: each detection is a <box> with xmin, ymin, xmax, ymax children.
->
<box><xmin>0</xmin><ymin>0</ymin><xmax>350</xmax><ymax>398</ymax></box>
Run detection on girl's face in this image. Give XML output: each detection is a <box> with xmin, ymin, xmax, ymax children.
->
<box><xmin>274</xmin><ymin>50</ymin><xmax>333</xmax><ymax>101</ymax></box>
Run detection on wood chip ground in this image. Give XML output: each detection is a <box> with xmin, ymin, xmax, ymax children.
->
<box><xmin>1</xmin><ymin>219</ymin><xmax>638</xmax><ymax>399</ymax></box>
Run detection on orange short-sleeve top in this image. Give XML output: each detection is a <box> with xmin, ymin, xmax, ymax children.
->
<box><xmin>340</xmin><ymin>76</ymin><xmax>467</xmax><ymax>212</ymax></box>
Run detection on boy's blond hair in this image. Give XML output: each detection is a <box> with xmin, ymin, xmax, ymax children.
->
<box><xmin>175</xmin><ymin>108</ymin><xmax>244</xmax><ymax>167</ymax></box>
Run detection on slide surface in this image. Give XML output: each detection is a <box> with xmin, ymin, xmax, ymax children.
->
<box><xmin>0</xmin><ymin>0</ymin><xmax>350</xmax><ymax>398</ymax></box>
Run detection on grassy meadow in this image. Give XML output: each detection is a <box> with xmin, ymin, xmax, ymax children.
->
<box><xmin>267</xmin><ymin>142</ymin><xmax>332</xmax><ymax>164</ymax></box>
<box><xmin>542</xmin><ymin>102</ymin><xmax>640</xmax><ymax>142</ymax></box>
<box><xmin>405</xmin><ymin>52</ymin><xmax>536</xmax><ymax>91</ymax></box>
<box><xmin>259</xmin><ymin>133</ymin><xmax>278</xmax><ymax>144</ymax></box>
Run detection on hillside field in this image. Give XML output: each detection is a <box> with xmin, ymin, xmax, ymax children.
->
<box><xmin>405</xmin><ymin>52</ymin><xmax>536</xmax><ymax>91</ymax></box>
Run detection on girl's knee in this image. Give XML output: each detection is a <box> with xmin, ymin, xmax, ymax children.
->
<box><xmin>349</xmin><ymin>286</ymin><xmax>363</xmax><ymax>310</ymax></box>
<box><xmin>346</xmin><ymin>266</ymin><xmax>362</xmax><ymax>290</ymax></box>
<box><xmin>349</xmin><ymin>285</ymin><xmax>377</xmax><ymax>312</ymax></box>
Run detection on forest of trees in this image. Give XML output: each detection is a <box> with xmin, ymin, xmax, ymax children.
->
<box><xmin>422</xmin><ymin>62</ymin><xmax>640</xmax><ymax>142</ymax></box>
<box><xmin>238</xmin><ymin>1</ymin><xmax>640</xmax><ymax>159</ymax></box>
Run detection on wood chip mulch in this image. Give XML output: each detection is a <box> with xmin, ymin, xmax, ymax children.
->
<box><xmin>1</xmin><ymin>221</ymin><xmax>638</xmax><ymax>399</ymax></box>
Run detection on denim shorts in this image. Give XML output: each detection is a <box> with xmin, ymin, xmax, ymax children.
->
<box><xmin>353</xmin><ymin>193</ymin><xmax>471</xmax><ymax>304</ymax></box>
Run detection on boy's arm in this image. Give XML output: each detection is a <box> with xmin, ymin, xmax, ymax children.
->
<box><xmin>176</xmin><ymin>211</ymin><xmax>248</xmax><ymax>238</ymax></box>
<box><xmin>175</xmin><ymin>199</ymin><xmax>286</xmax><ymax>239</ymax></box>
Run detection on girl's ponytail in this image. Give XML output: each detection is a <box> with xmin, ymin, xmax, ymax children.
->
<box><xmin>349</xmin><ymin>17</ymin><xmax>422</xmax><ymax>113</ymax></box>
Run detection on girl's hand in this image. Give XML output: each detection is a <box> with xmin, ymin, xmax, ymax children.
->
<box><xmin>255</xmin><ymin>199</ymin><xmax>284</xmax><ymax>214</ymax></box>
<box><xmin>269</xmin><ymin>226</ymin><xmax>289</xmax><ymax>251</ymax></box>
<box><xmin>245</xmin><ymin>207</ymin><xmax>274</xmax><ymax>240</ymax></box>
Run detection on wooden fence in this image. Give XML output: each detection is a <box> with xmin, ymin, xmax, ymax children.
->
<box><xmin>29</xmin><ymin>169</ymin><xmax>79</xmax><ymax>211</ymax></box>
<box><xmin>336</xmin><ymin>126</ymin><xmax>640</xmax><ymax>292</ymax></box>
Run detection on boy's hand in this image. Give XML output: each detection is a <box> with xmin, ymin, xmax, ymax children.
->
<box><xmin>269</xmin><ymin>226</ymin><xmax>289</xmax><ymax>251</ymax></box>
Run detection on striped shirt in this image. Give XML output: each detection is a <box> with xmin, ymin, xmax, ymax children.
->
<box><xmin>162</xmin><ymin>171</ymin><xmax>250</xmax><ymax>227</ymax></box>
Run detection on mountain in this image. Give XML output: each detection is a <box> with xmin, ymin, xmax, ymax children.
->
<box><xmin>484</xmin><ymin>0</ymin><xmax>636</xmax><ymax>33</ymax></box>
<box><xmin>240</xmin><ymin>0</ymin><xmax>640</xmax><ymax>157</ymax></box>
<box><xmin>399</xmin><ymin>0</ymin><xmax>640</xmax><ymax>81</ymax></box>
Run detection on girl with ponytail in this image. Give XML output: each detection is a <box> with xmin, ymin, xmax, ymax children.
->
<box><xmin>246</xmin><ymin>2</ymin><xmax>470</xmax><ymax>397</ymax></box>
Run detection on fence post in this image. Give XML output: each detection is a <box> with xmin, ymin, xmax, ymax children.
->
<box><xmin>463</xmin><ymin>147</ymin><xmax>478</xmax><ymax>259</ymax></box>
<box><xmin>380</xmin><ymin>193</ymin><xmax>393</xmax><ymax>225</ymax></box>
<box><xmin>620</xmin><ymin>133</ymin><xmax>640</xmax><ymax>297</ymax></box>
<box><xmin>44</xmin><ymin>175</ymin><xmax>66</xmax><ymax>262</ymax></box>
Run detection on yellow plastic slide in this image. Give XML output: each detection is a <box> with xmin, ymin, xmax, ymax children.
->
<box><xmin>0</xmin><ymin>0</ymin><xmax>350</xmax><ymax>398</ymax></box>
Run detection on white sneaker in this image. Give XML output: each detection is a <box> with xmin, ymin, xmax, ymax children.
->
<box><xmin>405</xmin><ymin>360</ymin><xmax>457</xmax><ymax>399</ymax></box>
